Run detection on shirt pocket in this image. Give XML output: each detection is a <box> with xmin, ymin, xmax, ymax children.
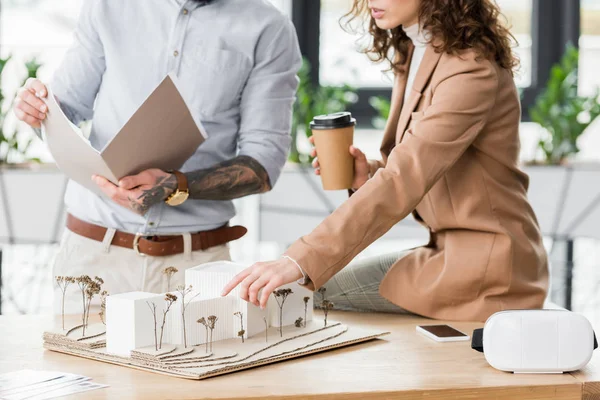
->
<box><xmin>181</xmin><ymin>45</ymin><xmax>253</xmax><ymax>116</ymax></box>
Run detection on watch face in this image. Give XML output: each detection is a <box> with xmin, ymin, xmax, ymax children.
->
<box><xmin>167</xmin><ymin>191</ymin><xmax>189</xmax><ymax>206</ymax></box>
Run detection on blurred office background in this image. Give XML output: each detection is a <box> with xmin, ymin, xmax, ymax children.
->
<box><xmin>0</xmin><ymin>0</ymin><xmax>599</xmax><ymax>327</ymax></box>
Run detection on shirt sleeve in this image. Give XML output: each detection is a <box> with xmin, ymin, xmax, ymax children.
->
<box><xmin>51</xmin><ymin>0</ymin><xmax>106</xmax><ymax>125</ymax></box>
<box><xmin>237</xmin><ymin>17</ymin><xmax>302</xmax><ymax>187</ymax></box>
<box><xmin>285</xmin><ymin>54</ymin><xmax>499</xmax><ymax>290</ymax></box>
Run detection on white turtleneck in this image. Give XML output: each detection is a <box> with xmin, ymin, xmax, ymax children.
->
<box><xmin>403</xmin><ymin>24</ymin><xmax>429</xmax><ymax>104</ymax></box>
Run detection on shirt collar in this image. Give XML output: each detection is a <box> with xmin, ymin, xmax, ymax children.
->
<box><xmin>403</xmin><ymin>23</ymin><xmax>430</xmax><ymax>48</ymax></box>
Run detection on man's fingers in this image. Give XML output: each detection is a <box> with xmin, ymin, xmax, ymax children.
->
<box><xmin>25</xmin><ymin>78</ymin><xmax>47</xmax><ymax>98</ymax></box>
<box><xmin>119</xmin><ymin>176</ymin><xmax>141</xmax><ymax>190</ymax></box>
<box><xmin>119</xmin><ymin>170</ymin><xmax>153</xmax><ymax>189</ymax></box>
<box><xmin>308</xmin><ymin>136</ymin><xmax>315</xmax><ymax>145</ymax></box>
<box><xmin>14</xmin><ymin>108</ymin><xmax>41</xmax><ymax>128</ymax></box>
<box><xmin>310</xmin><ymin>148</ymin><xmax>317</xmax><ymax>158</ymax></box>
<box><xmin>18</xmin><ymin>88</ymin><xmax>47</xmax><ymax>114</ymax></box>
<box><xmin>93</xmin><ymin>175</ymin><xmax>125</xmax><ymax>202</ymax></box>
<box><xmin>221</xmin><ymin>268</ymin><xmax>252</xmax><ymax>296</ymax></box>
<box><xmin>15</xmin><ymin>98</ymin><xmax>46</xmax><ymax>120</ymax></box>
<box><xmin>311</xmin><ymin>158</ymin><xmax>319</xmax><ymax>168</ymax></box>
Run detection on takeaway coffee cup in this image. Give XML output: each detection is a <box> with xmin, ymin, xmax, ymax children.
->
<box><xmin>310</xmin><ymin>112</ymin><xmax>356</xmax><ymax>190</ymax></box>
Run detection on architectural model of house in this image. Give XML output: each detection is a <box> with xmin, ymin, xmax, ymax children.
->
<box><xmin>44</xmin><ymin>261</ymin><xmax>388</xmax><ymax>380</ymax></box>
<box><xmin>105</xmin><ymin>261</ymin><xmax>313</xmax><ymax>357</ymax></box>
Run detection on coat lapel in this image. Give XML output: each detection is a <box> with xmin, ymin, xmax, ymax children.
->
<box><xmin>380</xmin><ymin>45</ymin><xmax>413</xmax><ymax>161</ymax></box>
<box><xmin>395</xmin><ymin>45</ymin><xmax>443</xmax><ymax>143</ymax></box>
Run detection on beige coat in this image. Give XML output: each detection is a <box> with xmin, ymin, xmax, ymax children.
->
<box><xmin>286</xmin><ymin>43</ymin><xmax>549</xmax><ymax>322</ymax></box>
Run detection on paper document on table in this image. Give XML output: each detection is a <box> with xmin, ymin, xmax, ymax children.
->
<box><xmin>26</xmin><ymin>381</ymin><xmax>108</xmax><ymax>400</ymax></box>
<box><xmin>0</xmin><ymin>370</ymin><xmax>63</xmax><ymax>395</ymax></box>
<box><xmin>40</xmin><ymin>73</ymin><xmax>207</xmax><ymax>196</ymax></box>
<box><xmin>1</xmin><ymin>373</ymin><xmax>90</xmax><ymax>400</ymax></box>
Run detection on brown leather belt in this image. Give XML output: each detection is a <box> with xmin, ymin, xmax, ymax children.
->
<box><xmin>66</xmin><ymin>214</ymin><xmax>247</xmax><ymax>257</ymax></box>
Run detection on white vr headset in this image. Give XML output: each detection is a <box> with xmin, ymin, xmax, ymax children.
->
<box><xmin>471</xmin><ymin>310</ymin><xmax>597</xmax><ymax>373</ymax></box>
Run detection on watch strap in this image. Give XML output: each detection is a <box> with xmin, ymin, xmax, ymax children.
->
<box><xmin>172</xmin><ymin>170</ymin><xmax>188</xmax><ymax>193</ymax></box>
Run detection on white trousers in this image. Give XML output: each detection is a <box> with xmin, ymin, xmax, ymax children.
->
<box><xmin>51</xmin><ymin>229</ymin><xmax>231</xmax><ymax>315</ymax></box>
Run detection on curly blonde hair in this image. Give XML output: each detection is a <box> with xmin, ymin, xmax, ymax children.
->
<box><xmin>345</xmin><ymin>0</ymin><xmax>519</xmax><ymax>75</ymax></box>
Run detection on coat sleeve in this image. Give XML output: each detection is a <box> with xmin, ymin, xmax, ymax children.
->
<box><xmin>285</xmin><ymin>54</ymin><xmax>499</xmax><ymax>290</ymax></box>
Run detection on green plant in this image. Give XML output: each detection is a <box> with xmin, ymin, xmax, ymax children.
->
<box><xmin>369</xmin><ymin>96</ymin><xmax>391</xmax><ymax>130</ymax></box>
<box><xmin>290</xmin><ymin>58</ymin><xmax>358</xmax><ymax>164</ymax></box>
<box><xmin>0</xmin><ymin>56</ymin><xmax>42</xmax><ymax>164</ymax></box>
<box><xmin>529</xmin><ymin>44</ymin><xmax>600</xmax><ymax>165</ymax></box>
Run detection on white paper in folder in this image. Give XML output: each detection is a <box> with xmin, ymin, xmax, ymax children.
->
<box><xmin>40</xmin><ymin>73</ymin><xmax>207</xmax><ymax>196</ymax></box>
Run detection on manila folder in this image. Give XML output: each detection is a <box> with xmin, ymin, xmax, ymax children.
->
<box><xmin>40</xmin><ymin>74</ymin><xmax>206</xmax><ymax>196</ymax></box>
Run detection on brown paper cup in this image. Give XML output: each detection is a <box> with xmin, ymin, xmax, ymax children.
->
<box><xmin>312</xmin><ymin>126</ymin><xmax>354</xmax><ymax>190</ymax></box>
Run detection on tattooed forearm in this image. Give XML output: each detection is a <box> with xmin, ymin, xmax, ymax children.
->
<box><xmin>129</xmin><ymin>173</ymin><xmax>178</xmax><ymax>215</ymax></box>
<box><xmin>122</xmin><ymin>156</ymin><xmax>270</xmax><ymax>215</ymax></box>
<box><xmin>186</xmin><ymin>156</ymin><xmax>271</xmax><ymax>201</ymax></box>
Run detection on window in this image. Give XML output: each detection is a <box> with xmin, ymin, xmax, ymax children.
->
<box><xmin>269</xmin><ymin>0</ymin><xmax>292</xmax><ymax>16</ymax></box>
<box><xmin>0</xmin><ymin>0</ymin><xmax>81</xmax><ymax>92</ymax></box>
<box><xmin>496</xmin><ymin>0</ymin><xmax>533</xmax><ymax>88</ymax></box>
<box><xmin>578</xmin><ymin>0</ymin><xmax>600</xmax><ymax>161</ymax></box>
<box><xmin>580</xmin><ymin>0</ymin><xmax>600</xmax><ymax>97</ymax></box>
<box><xmin>319</xmin><ymin>0</ymin><xmax>392</xmax><ymax>88</ymax></box>
<box><xmin>319</xmin><ymin>0</ymin><xmax>533</xmax><ymax>89</ymax></box>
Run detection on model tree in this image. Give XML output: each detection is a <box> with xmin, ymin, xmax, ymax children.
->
<box><xmin>55</xmin><ymin>276</ymin><xmax>75</xmax><ymax>330</ymax></box>
<box><xmin>303</xmin><ymin>296</ymin><xmax>310</xmax><ymax>328</ymax></box>
<box><xmin>146</xmin><ymin>293</ymin><xmax>177</xmax><ymax>351</ymax></box>
<box><xmin>295</xmin><ymin>317</ymin><xmax>303</xmax><ymax>327</ymax></box>
<box><xmin>83</xmin><ymin>277</ymin><xmax>103</xmax><ymax>335</ymax></box>
<box><xmin>263</xmin><ymin>316</ymin><xmax>268</xmax><ymax>343</ymax></box>
<box><xmin>146</xmin><ymin>301</ymin><xmax>159</xmax><ymax>351</ymax></box>
<box><xmin>234</xmin><ymin>312</ymin><xmax>245</xmax><ymax>343</ymax></box>
<box><xmin>273</xmin><ymin>288</ymin><xmax>293</xmax><ymax>337</ymax></box>
<box><xmin>207</xmin><ymin>315</ymin><xmax>218</xmax><ymax>352</ymax></box>
<box><xmin>175</xmin><ymin>285</ymin><xmax>200</xmax><ymax>348</ymax></box>
<box><xmin>321</xmin><ymin>300</ymin><xmax>334</xmax><ymax>327</ymax></box>
<box><xmin>162</xmin><ymin>266</ymin><xmax>178</xmax><ymax>292</ymax></box>
<box><xmin>318</xmin><ymin>287</ymin><xmax>334</xmax><ymax>327</ymax></box>
<box><xmin>197</xmin><ymin>317</ymin><xmax>209</xmax><ymax>353</ymax></box>
<box><xmin>159</xmin><ymin>293</ymin><xmax>177</xmax><ymax>349</ymax></box>
<box><xmin>75</xmin><ymin>275</ymin><xmax>92</xmax><ymax>331</ymax></box>
<box><xmin>99</xmin><ymin>290</ymin><xmax>109</xmax><ymax>325</ymax></box>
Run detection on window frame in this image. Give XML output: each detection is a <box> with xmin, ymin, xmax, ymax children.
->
<box><xmin>292</xmin><ymin>0</ymin><xmax>581</xmax><ymax>124</ymax></box>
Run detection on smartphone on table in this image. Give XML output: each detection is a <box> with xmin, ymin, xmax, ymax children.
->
<box><xmin>416</xmin><ymin>324</ymin><xmax>470</xmax><ymax>342</ymax></box>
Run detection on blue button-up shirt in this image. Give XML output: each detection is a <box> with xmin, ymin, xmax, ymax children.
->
<box><xmin>52</xmin><ymin>0</ymin><xmax>301</xmax><ymax>234</ymax></box>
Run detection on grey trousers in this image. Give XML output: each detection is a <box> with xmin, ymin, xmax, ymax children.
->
<box><xmin>313</xmin><ymin>251</ymin><xmax>409</xmax><ymax>314</ymax></box>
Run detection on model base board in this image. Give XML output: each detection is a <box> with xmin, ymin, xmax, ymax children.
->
<box><xmin>43</xmin><ymin>320</ymin><xmax>389</xmax><ymax>380</ymax></box>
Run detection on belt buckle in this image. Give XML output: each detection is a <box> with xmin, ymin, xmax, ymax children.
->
<box><xmin>133</xmin><ymin>233</ymin><xmax>146</xmax><ymax>257</ymax></box>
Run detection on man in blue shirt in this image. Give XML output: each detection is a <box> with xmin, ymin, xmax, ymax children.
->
<box><xmin>13</xmin><ymin>0</ymin><xmax>302</xmax><ymax>312</ymax></box>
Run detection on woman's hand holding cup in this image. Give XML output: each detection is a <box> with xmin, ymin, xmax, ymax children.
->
<box><xmin>309</xmin><ymin>136</ymin><xmax>370</xmax><ymax>190</ymax></box>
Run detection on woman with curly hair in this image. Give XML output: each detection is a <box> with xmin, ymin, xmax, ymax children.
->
<box><xmin>223</xmin><ymin>0</ymin><xmax>549</xmax><ymax>322</ymax></box>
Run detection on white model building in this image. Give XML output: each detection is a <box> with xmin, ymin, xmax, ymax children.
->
<box><xmin>106</xmin><ymin>261</ymin><xmax>313</xmax><ymax>356</ymax></box>
<box><xmin>268</xmin><ymin>282</ymin><xmax>314</xmax><ymax>328</ymax></box>
<box><xmin>106</xmin><ymin>292</ymin><xmax>174</xmax><ymax>357</ymax></box>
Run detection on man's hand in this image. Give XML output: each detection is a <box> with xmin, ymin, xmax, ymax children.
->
<box><xmin>93</xmin><ymin>169</ymin><xmax>178</xmax><ymax>215</ymax></box>
<box><xmin>13</xmin><ymin>78</ymin><xmax>49</xmax><ymax>129</ymax></box>
<box><xmin>221</xmin><ymin>258</ymin><xmax>303</xmax><ymax>309</ymax></box>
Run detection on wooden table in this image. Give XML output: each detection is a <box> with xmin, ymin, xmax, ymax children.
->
<box><xmin>2</xmin><ymin>311</ymin><xmax>600</xmax><ymax>400</ymax></box>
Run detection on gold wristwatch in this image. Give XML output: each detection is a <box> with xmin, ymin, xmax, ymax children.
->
<box><xmin>165</xmin><ymin>170</ymin><xmax>189</xmax><ymax>206</ymax></box>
